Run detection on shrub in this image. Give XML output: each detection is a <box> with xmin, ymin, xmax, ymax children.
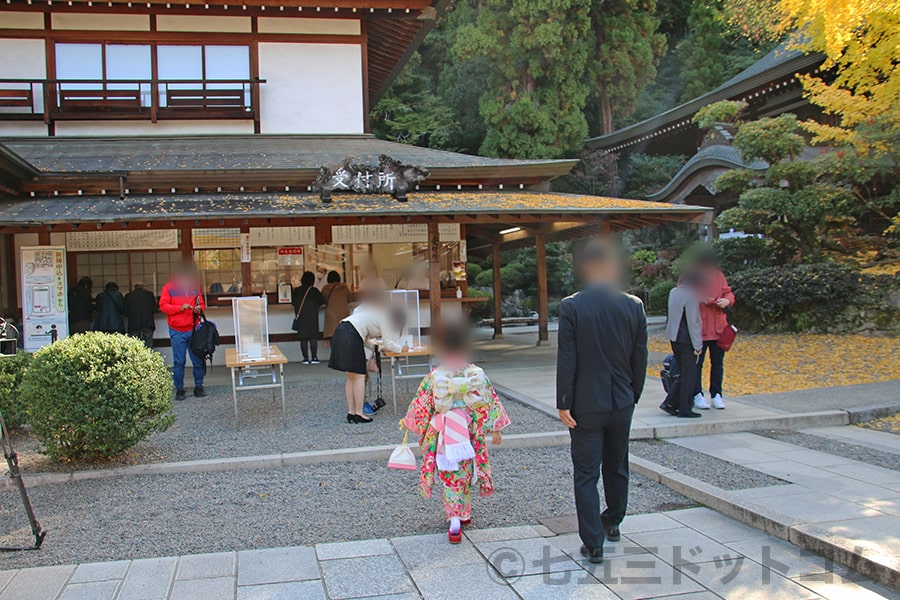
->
<box><xmin>467</xmin><ymin>288</ymin><xmax>493</xmax><ymax>321</ymax></box>
<box><xmin>692</xmin><ymin>100</ymin><xmax>748</xmax><ymax>129</ymax></box>
<box><xmin>711</xmin><ymin>237</ymin><xmax>775</xmax><ymax>276</ymax></box>
<box><xmin>0</xmin><ymin>351</ymin><xmax>33</xmax><ymax>429</ymax></box>
<box><xmin>466</xmin><ymin>262</ymin><xmax>483</xmax><ymax>284</ymax></box>
<box><xmin>728</xmin><ymin>263</ymin><xmax>861</xmax><ymax>332</ymax></box>
<box><xmin>648</xmin><ymin>280</ymin><xmax>677</xmax><ymax>315</ymax></box>
<box><xmin>22</xmin><ymin>332</ymin><xmax>175</xmax><ymax>461</ymax></box>
<box><xmin>474</xmin><ymin>269</ymin><xmax>494</xmax><ymax>289</ymax></box>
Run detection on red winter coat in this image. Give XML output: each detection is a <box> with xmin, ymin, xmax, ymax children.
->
<box><xmin>158</xmin><ymin>281</ymin><xmax>206</xmax><ymax>332</ymax></box>
<box><xmin>698</xmin><ymin>270</ymin><xmax>735</xmax><ymax>341</ymax></box>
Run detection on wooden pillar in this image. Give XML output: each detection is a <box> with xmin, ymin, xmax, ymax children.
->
<box><xmin>535</xmin><ymin>231</ymin><xmax>549</xmax><ymax>346</ymax></box>
<box><xmin>491</xmin><ymin>241</ymin><xmax>502</xmax><ymax>339</ymax></box>
<box><xmin>240</xmin><ymin>224</ymin><xmax>252</xmax><ymax>296</ymax></box>
<box><xmin>600</xmin><ymin>218</ymin><xmax>611</xmax><ymax>236</ymax></box>
<box><xmin>428</xmin><ymin>221</ymin><xmax>441</xmax><ymax>326</ymax></box>
<box><xmin>38</xmin><ymin>229</ymin><xmax>50</xmax><ymax>245</ymax></box>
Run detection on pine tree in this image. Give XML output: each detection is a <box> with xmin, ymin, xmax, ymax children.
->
<box><xmin>453</xmin><ymin>0</ymin><xmax>593</xmax><ymax>159</ymax></box>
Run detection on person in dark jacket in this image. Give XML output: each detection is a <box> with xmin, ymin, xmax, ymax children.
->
<box><xmin>125</xmin><ymin>282</ymin><xmax>157</xmax><ymax>348</ymax></box>
<box><xmin>556</xmin><ymin>238</ymin><xmax>648</xmax><ymax>564</ymax></box>
<box><xmin>292</xmin><ymin>271</ymin><xmax>326</xmax><ymax>364</ymax></box>
<box><xmin>93</xmin><ymin>281</ymin><xmax>126</xmax><ymax>333</ymax></box>
<box><xmin>68</xmin><ymin>276</ymin><xmax>94</xmax><ymax>334</ymax></box>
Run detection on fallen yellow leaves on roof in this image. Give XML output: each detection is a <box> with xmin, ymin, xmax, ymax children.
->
<box><xmin>647</xmin><ymin>333</ymin><xmax>900</xmax><ymax>396</ymax></box>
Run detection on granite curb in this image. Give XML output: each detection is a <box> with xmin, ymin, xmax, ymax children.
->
<box><xmin>630</xmin><ymin>454</ymin><xmax>900</xmax><ymax>589</ymax></box>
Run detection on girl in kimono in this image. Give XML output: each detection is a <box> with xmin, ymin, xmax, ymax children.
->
<box><xmin>403</xmin><ymin>321</ymin><xmax>510</xmax><ymax>543</ymax></box>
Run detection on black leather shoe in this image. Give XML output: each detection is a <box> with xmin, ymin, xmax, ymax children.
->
<box><xmin>580</xmin><ymin>545</ymin><xmax>604</xmax><ymax>564</ymax></box>
<box><xmin>175</xmin><ymin>389</ymin><xmax>186</xmax><ymax>401</ymax></box>
<box><xmin>605</xmin><ymin>527</ymin><xmax>621</xmax><ymax>542</ymax></box>
<box><xmin>659</xmin><ymin>402</ymin><xmax>678</xmax><ymax>417</ymax></box>
<box><xmin>193</xmin><ymin>386</ymin><xmax>206</xmax><ymax>398</ymax></box>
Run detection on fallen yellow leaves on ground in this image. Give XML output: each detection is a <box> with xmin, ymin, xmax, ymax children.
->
<box><xmin>647</xmin><ymin>334</ymin><xmax>900</xmax><ymax>396</ymax></box>
<box><xmin>859</xmin><ymin>414</ymin><xmax>900</xmax><ymax>434</ymax></box>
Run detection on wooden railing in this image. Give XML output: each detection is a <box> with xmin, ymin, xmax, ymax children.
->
<box><xmin>0</xmin><ymin>79</ymin><xmax>265</xmax><ymax>123</ymax></box>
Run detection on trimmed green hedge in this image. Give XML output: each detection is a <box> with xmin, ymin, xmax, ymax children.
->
<box><xmin>0</xmin><ymin>351</ymin><xmax>33</xmax><ymax>429</ymax></box>
<box><xmin>728</xmin><ymin>263</ymin><xmax>861</xmax><ymax>332</ymax></box>
<box><xmin>22</xmin><ymin>332</ymin><xmax>175</xmax><ymax>461</ymax></box>
<box><xmin>648</xmin><ymin>280</ymin><xmax>677</xmax><ymax>315</ymax></box>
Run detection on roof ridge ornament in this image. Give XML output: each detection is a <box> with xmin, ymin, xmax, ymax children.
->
<box><xmin>313</xmin><ymin>154</ymin><xmax>428</xmax><ymax>203</ymax></box>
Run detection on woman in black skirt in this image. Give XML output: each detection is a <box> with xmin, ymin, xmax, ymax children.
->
<box><xmin>329</xmin><ymin>292</ymin><xmax>407</xmax><ymax>423</ymax></box>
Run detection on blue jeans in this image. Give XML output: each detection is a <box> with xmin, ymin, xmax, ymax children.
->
<box><xmin>170</xmin><ymin>327</ymin><xmax>204</xmax><ymax>391</ymax></box>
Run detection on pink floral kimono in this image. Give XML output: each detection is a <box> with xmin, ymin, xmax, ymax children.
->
<box><xmin>403</xmin><ymin>364</ymin><xmax>511</xmax><ymax>521</ymax></box>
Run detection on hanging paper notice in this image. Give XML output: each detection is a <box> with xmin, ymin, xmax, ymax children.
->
<box><xmin>20</xmin><ymin>246</ymin><xmax>68</xmax><ymax>351</ymax></box>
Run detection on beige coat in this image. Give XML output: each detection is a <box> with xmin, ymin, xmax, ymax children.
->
<box><xmin>322</xmin><ymin>282</ymin><xmax>351</xmax><ymax>338</ymax></box>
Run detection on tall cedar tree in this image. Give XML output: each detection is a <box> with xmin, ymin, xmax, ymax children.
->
<box><xmin>453</xmin><ymin>0</ymin><xmax>592</xmax><ymax>159</ymax></box>
<box><xmin>678</xmin><ymin>1</ymin><xmax>725</xmax><ymax>102</ymax></box>
<box><xmin>590</xmin><ymin>0</ymin><xmax>666</xmax><ymax>135</ymax></box>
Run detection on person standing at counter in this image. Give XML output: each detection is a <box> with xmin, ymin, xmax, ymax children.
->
<box><xmin>125</xmin><ymin>282</ymin><xmax>157</xmax><ymax>348</ymax></box>
<box><xmin>328</xmin><ymin>291</ymin><xmax>407</xmax><ymax>423</ymax></box>
<box><xmin>292</xmin><ymin>271</ymin><xmax>326</xmax><ymax>365</ymax></box>
<box><xmin>322</xmin><ymin>270</ymin><xmax>351</xmax><ymax>342</ymax></box>
<box><xmin>159</xmin><ymin>263</ymin><xmax>206</xmax><ymax>401</ymax></box>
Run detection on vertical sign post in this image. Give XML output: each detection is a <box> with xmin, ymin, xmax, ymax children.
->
<box><xmin>20</xmin><ymin>246</ymin><xmax>68</xmax><ymax>351</ymax></box>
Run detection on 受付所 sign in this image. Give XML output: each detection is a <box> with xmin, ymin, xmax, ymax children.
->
<box><xmin>312</xmin><ymin>155</ymin><xmax>428</xmax><ymax>202</ymax></box>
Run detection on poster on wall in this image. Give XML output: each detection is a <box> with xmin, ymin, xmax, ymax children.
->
<box><xmin>20</xmin><ymin>246</ymin><xmax>69</xmax><ymax>351</ymax></box>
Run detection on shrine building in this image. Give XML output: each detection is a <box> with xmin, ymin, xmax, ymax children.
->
<box><xmin>0</xmin><ymin>0</ymin><xmax>710</xmax><ymax>357</ymax></box>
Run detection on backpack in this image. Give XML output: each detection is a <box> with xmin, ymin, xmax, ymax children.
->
<box><xmin>190</xmin><ymin>313</ymin><xmax>219</xmax><ymax>369</ymax></box>
<box><xmin>660</xmin><ymin>353</ymin><xmax>680</xmax><ymax>393</ymax></box>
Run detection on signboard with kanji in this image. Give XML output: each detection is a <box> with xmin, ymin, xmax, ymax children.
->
<box><xmin>20</xmin><ymin>246</ymin><xmax>68</xmax><ymax>350</ymax></box>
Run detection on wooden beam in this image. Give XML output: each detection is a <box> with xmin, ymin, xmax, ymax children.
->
<box><xmin>240</xmin><ymin>223</ymin><xmax>252</xmax><ymax>296</ymax></box>
<box><xmin>491</xmin><ymin>240</ymin><xmax>502</xmax><ymax>340</ymax></box>
<box><xmin>428</xmin><ymin>221</ymin><xmax>440</xmax><ymax>326</ymax></box>
<box><xmin>535</xmin><ymin>231</ymin><xmax>548</xmax><ymax>346</ymax></box>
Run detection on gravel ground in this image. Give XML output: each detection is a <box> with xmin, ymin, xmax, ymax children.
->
<box><xmin>755</xmin><ymin>429</ymin><xmax>900</xmax><ymax>471</ymax></box>
<box><xmin>11</xmin><ymin>374</ymin><xmax>564</xmax><ymax>474</ymax></box>
<box><xmin>630</xmin><ymin>440</ymin><xmax>787</xmax><ymax>490</ymax></box>
<box><xmin>858</xmin><ymin>415</ymin><xmax>900</xmax><ymax>436</ymax></box>
<box><xmin>0</xmin><ymin>445</ymin><xmax>693</xmax><ymax>569</ymax></box>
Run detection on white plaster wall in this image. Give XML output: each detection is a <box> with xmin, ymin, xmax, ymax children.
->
<box><xmin>0</xmin><ymin>12</ymin><xmax>44</xmax><ymax>29</ymax></box>
<box><xmin>13</xmin><ymin>234</ymin><xmax>39</xmax><ymax>308</ymax></box>
<box><xmin>0</xmin><ymin>122</ymin><xmax>47</xmax><ymax>137</ymax></box>
<box><xmin>155</xmin><ymin>15</ymin><xmax>251</xmax><ymax>33</ymax></box>
<box><xmin>54</xmin><ymin>120</ymin><xmax>255</xmax><ymax>136</ymax></box>
<box><xmin>258</xmin><ymin>42</ymin><xmax>363</xmax><ymax>134</ymax></box>
<box><xmin>51</xmin><ymin>13</ymin><xmax>150</xmax><ymax>31</ymax></box>
<box><xmin>257</xmin><ymin>17</ymin><xmax>360</xmax><ymax>35</ymax></box>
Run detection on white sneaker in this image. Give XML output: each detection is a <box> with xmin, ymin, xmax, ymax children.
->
<box><xmin>694</xmin><ymin>393</ymin><xmax>710</xmax><ymax>410</ymax></box>
<box><xmin>711</xmin><ymin>394</ymin><xmax>725</xmax><ymax>409</ymax></box>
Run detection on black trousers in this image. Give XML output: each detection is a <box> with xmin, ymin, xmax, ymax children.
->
<box><xmin>569</xmin><ymin>404</ymin><xmax>634</xmax><ymax>550</ymax></box>
<box><xmin>665</xmin><ymin>341</ymin><xmax>698</xmax><ymax>415</ymax></box>
<box><xmin>694</xmin><ymin>340</ymin><xmax>725</xmax><ymax>397</ymax></box>
<box><xmin>129</xmin><ymin>327</ymin><xmax>154</xmax><ymax>349</ymax></box>
<box><xmin>299</xmin><ymin>338</ymin><xmax>318</xmax><ymax>361</ymax></box>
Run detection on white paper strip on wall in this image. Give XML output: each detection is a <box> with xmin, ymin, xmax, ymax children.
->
<box><xmin>439</xmin><ymin>223</ymin><xmax>461</xmax><ymax>241</ymax></box>
<box><xmin>66</xmin><ymin>230</ymin><xmax>179</xmax><ymax>252</ymax></box>
<box><xmin>250</xmin><ymin>226</ymin><xmax>316</xmax><ymax>246</ymax></box>
<box><xmin>192</xmin><ymin>228</ymin><xmax>241</xmax><ymax>249</ymax></box>
<box><xmin>331</xmin><ymin>223</ymin><xmax>462</xmax><ymax>244</ymax></box>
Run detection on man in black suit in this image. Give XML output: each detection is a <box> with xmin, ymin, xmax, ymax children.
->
<box><xmin>124</xmin><ymin>282</ymin><xmax>158</xmax><ymax>348</ymax></box>
<box><xmin>556</xmin><ymin>238</ymin><xmax>648</xmax><ymax>564</ymax></box>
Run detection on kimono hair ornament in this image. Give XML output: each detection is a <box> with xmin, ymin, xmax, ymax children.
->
<box><xmin>388</xmin><ymin>423</ymin><xmax>418</xmax><ymax>471</ymax></box>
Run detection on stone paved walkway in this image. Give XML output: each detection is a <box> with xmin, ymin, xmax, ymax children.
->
<box><xmin>668</xmin><ymin>431</ymin><xmax>900</xmax><ymax>580</ymax></box>
<box><xmin>1</xmin><ymin>507</ymin><xmax>896</xmax><ymax>600</ymax></box>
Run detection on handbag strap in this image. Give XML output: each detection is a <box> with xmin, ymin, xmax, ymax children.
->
<box><xmin>294</xmin><ymin>286</ymin><xmax>312</xmax><ymax>319</ymax></box>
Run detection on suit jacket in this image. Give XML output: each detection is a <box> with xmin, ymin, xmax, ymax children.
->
<box><xmin>556</xmin><ymin>284</ymin><xmax>648</xmax><ymax>414</ymax></box>
<box><xmin>125</xmin><ymin>286</ymin><xmax>158</xmax><ymax>332</ymax></box>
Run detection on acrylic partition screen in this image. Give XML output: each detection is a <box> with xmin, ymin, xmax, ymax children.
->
<box><xmin>232</xmin><ymin>296</ymin><xmax>270</xmax><ymax>360</ymax></box>
<box><xmin>389</xmin><ymin>289</ymin><xmax>422</xmax><ymax>349</ymax></box>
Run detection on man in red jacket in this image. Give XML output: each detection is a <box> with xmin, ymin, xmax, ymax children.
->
<box><xmin>159</xmin><ymin>262</ymin><xmax>207</xmax><ymax>400</ymax></box>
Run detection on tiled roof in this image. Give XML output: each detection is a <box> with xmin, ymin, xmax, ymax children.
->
<box><xmin>0</xmin><ymin>134</ymin><xmax>575</xmax><ymax>174</ymax></box>
<box><xmin>0</xmin><ymin>191</ymin><xmax>710</xmax><ymax>225</ymax></box>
